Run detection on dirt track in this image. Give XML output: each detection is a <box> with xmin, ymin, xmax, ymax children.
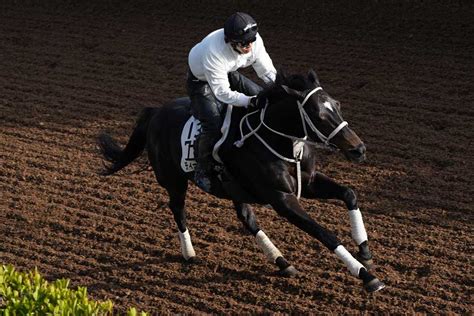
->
<box><xmin>1</xmin><ymin>1</ymin><xmax>473</xmax><ymax>314</ymax></box>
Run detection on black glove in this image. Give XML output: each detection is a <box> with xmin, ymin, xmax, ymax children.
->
<box><xmin>248</xmin><ymin>96</ymin><xmax>267</xmax><ymax>109</ymax></box>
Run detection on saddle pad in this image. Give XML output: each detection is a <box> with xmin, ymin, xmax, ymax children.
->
<box><xmin>180</xmin><ymin>105</ymin><xmax>233</xmax><ymax>173</ymax></box>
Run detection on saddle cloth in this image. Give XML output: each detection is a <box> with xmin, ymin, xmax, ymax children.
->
<box><xmin>180</xmin><ymin>105</ymin><xmax>234</xmax><ymax>173</ymax></box>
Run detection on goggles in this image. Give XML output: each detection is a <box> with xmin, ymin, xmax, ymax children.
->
<box><xmin>235</xmin><ymin>36</ymin><xmax>256</xmax><ymax>48</ymax></box>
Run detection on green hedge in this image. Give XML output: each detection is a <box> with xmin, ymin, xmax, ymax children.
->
<box><xmin>0</xmin><ymin>265</ymin><xmax>147</xmax><ymax>315</ymax></box>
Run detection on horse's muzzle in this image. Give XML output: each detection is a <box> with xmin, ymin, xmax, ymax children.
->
<box><xmin>345</xmin><ymin>143</ymin><xmax>366</xmax><ymax>163</ymax></box>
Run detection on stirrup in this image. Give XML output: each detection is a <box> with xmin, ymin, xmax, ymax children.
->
<box><xmin>194</xmin><ymin>168</ymin><xmax>212</xmax><ymax>192</ymax></box>
<box><xmin>195</xmin><ymin>177</ymin><xmax>211</xmax><ymax>192</ymax></box>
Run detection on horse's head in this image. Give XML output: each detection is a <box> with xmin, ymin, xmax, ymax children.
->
<box><xmin>274</xmin><ymin>69</ymin><xmax>366</xmax><ymax>162</ymax></box>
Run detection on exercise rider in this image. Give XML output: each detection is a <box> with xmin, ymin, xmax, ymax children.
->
<box><xmin>186</xmin><ymin>12</ymin><xmax>277</xmax><ymax>192</ymax></box>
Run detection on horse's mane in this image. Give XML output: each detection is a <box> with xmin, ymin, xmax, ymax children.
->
<box><xmin>259</xmin><ymin>70</ymin><xmax>312</xmax><ymax>102</ymax></box>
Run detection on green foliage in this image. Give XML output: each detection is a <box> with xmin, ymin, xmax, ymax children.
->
<box><xmin>0</xmin><ymin>265</ymin><xmax>147</xmax><ymax>316</ymax></box>
<box><xmin>127</xmin><ymin>307</ymin><xmax>148</xmax><ymax>316</ymax></box>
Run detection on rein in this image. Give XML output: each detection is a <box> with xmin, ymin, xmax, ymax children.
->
<box><xmin>234</xmin><ymin>86</ymin><xmax>348</xmax><ymax>199</ymax></box>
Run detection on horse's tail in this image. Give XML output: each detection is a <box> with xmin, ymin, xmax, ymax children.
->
<box><xmin>97</xmin><ymin>107</ymin><xmax>157</xmax><ymax>175</ymax></box>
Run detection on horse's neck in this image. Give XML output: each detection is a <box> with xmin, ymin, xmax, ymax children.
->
<box><xmin>265</xmin><ymin>98</ymin><xmax>303</xmax><ymax>137</ymax></box>
<box><xmin>245</xmin><ymin>99</ymin><xmax>303</xmax><ymax>159</ymax></box>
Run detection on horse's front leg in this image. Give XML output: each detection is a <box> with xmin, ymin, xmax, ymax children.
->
<box><xmin>271</xmin><ymin>192</ymin><xmax>384</xmax><ymax>292</ymax></box>
<box><xmin>302</xmin><ymin>171</ymin><xmax>373</xmax><ymax>270</ymax></box>
<box><xmin>233</xmin><ymin>201</ymin><xmax>298</xmax><ymax>277</ymax></box>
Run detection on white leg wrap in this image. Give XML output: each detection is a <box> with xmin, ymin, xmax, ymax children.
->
<box><xmin>349</xmin><ymin>208</ymin><xmax>368</xmax><ymax>245</ymax></box>
<box><xmin>178</xmin><ymin>229</ymin><xmax>196</xmax><ymax>260</ymax></box>
<box><xmin>255</xmin><ymin>230</ymin><xmax>282</xmax><ymax>263</ymax></box>
<box><xmin>334</xmin><ymin>245</ymin><xmax>364</xmax><ymax>277</ymax></box>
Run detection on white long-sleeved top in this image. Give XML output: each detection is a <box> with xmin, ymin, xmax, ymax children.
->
<box><xmin>188</xmin><ymin>29</ymin><xmax>277</xmax><ymax>107</ymax></box>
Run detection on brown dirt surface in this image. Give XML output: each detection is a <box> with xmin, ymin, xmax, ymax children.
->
<box><xmin>1</xmin><ymin>1</ymin><xmax>473</xmax><ymax>314</ymax></box>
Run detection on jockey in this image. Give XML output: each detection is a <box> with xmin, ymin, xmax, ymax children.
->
<box><xmin>187</xmin><ymin>12</ymin><xmax>277</xmax><ymax>192</ymax></box>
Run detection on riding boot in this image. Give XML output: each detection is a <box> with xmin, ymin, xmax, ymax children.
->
<box><xmin>194</xmin><ymin>132</ymin><xmax>216</xmax><ymax>192</ymax></box>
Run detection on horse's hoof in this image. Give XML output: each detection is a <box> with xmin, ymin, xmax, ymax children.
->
<box><xmin>278</xmin><ymin>265</ymin><xmax>299</xmax><ymax>277</ymax></box>
<box><xmin>360</xmin><ymin>258</ymin><xmax>374</xmax><ymax>271</ymax></box>
<box><xmin>356</xmin><ymin>254</ymin><xmax>374</xmax><ymax>271</ymax></box>
<box><xmin>184</xmin><ymin>256</ymin><xmax>198</xmax><ymax>264</ymax></box>
<box><xmin>364</xmin><ymin>278</ymin><xmax>385</xmax><ymax>293</ymax></box>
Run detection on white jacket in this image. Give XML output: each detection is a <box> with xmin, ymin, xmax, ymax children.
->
<box><xmin>188</xmin><ymin>29</ymin><xmax>277</xmax><ymax>107</ymax></box>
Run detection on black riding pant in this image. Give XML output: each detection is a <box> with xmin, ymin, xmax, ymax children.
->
<box><xmin>186</xmin><ymin>70</ymin><xmax>263</xmax><ymax>166</ymax></box>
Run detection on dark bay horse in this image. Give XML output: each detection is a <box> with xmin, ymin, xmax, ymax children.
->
<box><xmin>98</xmin><ymin>70</ymin><xmax>385</xmax><ymax>292</ymax></box>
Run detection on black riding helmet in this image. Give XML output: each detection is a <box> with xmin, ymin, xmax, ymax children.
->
<box><xmin>224</xmin><ymin>12</ymin><xmax>258</xmax><ymax>44</ymax></box>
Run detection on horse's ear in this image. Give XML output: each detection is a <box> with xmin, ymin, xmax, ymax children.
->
<box><xmin>281</xmin><ymin>85</ymin><xmax>306</xmax><ymax>99</ymax></box>
<box><xmin>308</xmin><ymin>69</ymin><xmax>320</xmax><ymax>86</ymax></box>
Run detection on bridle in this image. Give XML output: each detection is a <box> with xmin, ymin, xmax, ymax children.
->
<box><xmin>234</xmin><ymin>86</ymin><xmax>349</xmax><ymax>199</ymax></box>
<box><xmin>295</xmin><ymin>87</ymin><xmax>348</xmax><ymax>147</ymax></box>
<box><xmin>235</xmin><ymin>86</ymin><xmax>349</xmax><ymax>153</ymax></box>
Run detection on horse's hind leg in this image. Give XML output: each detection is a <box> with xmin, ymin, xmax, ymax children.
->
<box><xmin>167</xmin><ymin>181</ymin><xmax>197</xmax><ymax>262</ymax></box>
<box><xmin>149</xmin><ymin>152</ymin><xmax>196</xmax><ymax>261</ymax></box>
<box><xmin>303</xmin><ymin>171</ymin><xmax>373</xmax><ymax>270</ymax></box>
<box><xmin>234</xmin><ymin>202</ymin><xmax>298</xmax><ymax>277</ymax></box>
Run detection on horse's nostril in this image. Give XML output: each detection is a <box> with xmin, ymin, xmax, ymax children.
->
<box><xmin>350</xmin><ymin>144</ymin><xmax>366</xmax><ymax>156</ymax></box>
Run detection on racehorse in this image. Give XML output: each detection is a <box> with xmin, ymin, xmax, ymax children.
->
<box><xmin>98</xmin><ymin>69</ymin><xmax>385</xmax><ymax>292</ymax></box>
